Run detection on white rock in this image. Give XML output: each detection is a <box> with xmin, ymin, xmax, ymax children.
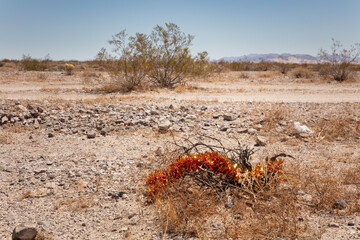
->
<box><xmin>294</xmin><ymin>122</ymin><xmax>313</xmax><ymax>135</ymax></box>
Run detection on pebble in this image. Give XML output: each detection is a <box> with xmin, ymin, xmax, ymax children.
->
<box><xmin>256</xmin><ymin>136</ymin><xmax>268</xmax><ymax>146</ymax></box>
<box><xmin>87</xmin><ymin>131</ymin><xmax>96</xmax><ymax>139</ymax></box>
<box><xmin>348</xmin><ymin>220</ymin><xmax>355</xmax><ymax>226</ymax></box>
<box><xmin>12</xmin><ymin>223</ymin><xmax>38</xmax><ymax>240</ymax></box>
<box><xmin>328</xmin><ymin>222</ymin><xmax>340</xmax><ymax>228</ymax></box>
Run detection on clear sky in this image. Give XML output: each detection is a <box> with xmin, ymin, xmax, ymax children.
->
<box><xmin>0</xmin><ymin>0</ymin><xmax>359</xmax><ymax>60</ymax></box>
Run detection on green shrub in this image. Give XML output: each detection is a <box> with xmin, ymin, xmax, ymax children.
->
<box><xmin>20</xmin><ymin>54</ymin><xmax>50</xmax><ymax>71</ymax></box>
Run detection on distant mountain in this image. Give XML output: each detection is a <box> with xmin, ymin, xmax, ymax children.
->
<box><xmin>218</xmin><ymin>53</ymin><xmax>319</xmax><ymax>64</ymax></box>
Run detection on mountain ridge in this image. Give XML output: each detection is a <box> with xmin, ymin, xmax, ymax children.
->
<box><xmin>218</xmin><ymin>53</ymin><xmax>319</xmax><ymax>64</ymax></box>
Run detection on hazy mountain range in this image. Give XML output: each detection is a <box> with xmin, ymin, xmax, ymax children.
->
<box><xmin>218</xmin><ymin>53</ymin><xmax>320</xmax><ymax>64</ymax></box>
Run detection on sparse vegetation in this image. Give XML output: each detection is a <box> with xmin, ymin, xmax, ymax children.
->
<box><xmin>65</xmin><ymin>63</ymin><xmax>75</xmax><ymax>75</ymax></box>
<box><xmin>289</xmin><ymin>67</ymin><xmax>313</xmax><ymax>79</ymax></box>
<box><xmin>98</xmin><ymin>23</ymin><xmax>208</xmax><ymax>91</ymax></box>
<box><xmin>318</xmin><ymin>38</ymin><xmax>360</xmax><ymax>82</ymax></box>
<box><xmin>20</xmin><ymin>54</ymin><xmax>51</xmax><ymax>71</ymax></box>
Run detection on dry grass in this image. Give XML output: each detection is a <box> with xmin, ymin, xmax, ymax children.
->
<box><xmin>154</xmin><ymin>171</ymin><xmax>310</xmax><ymax>239</ymax></box>
<box><xmin>258</xmin><ymin>104</ymin><xmax>292</xmax><ymax>132</ymax></box>
<box><xmin>153</xmin><ymin>157</ymin><xmax>359</xmax><ymax>239</ymax></box>
<box><xmin>314</xmin><ymin>115</ymin><xmax>360</xmax><ymax>141</ymax></box>
<box><xmin>289</xmin><ymin>67</ymin><xmax>314</xmax><ymax>79</ymax></box>
<box><xmin>56</xmin><ymin>196</ymin><xmax>97</xmax><ymax>211</ymax></box>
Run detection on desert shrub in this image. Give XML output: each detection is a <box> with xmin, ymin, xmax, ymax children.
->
<box><xmin>98</xmin><ymin>23</ymin><xmax>206</xmax><ymax>90</ymax></box>
<box><xmin>147</xmin><ymin>23</ymin><xmax>195</xmax><ymax>87</ymax></box>
<box><xmin>0</xmin><ymin>62</ymin><xmax>4</xmax><ymax>67</ymax></box>
<box><xmin>65</xmin><ymin>63</ymin><xmax>75</xmax><ymax>75</ymax></box>
<box><xmin>289</xmin><ymin>67</ymin><xmax>313</xmax><ymax>78</ymax></box>
<box><xmin>147</xmin><ymin>136</ymin><xmax>314</xmax><ymax>239</ymax></box>
<box><xmin>318</xmin><ymin>38</ymin><xmax>360</xmax><ymax>82</ymax></box>
<box><xmin>20</xmin><ymin>54</ymin><xmax>50</xmax><ymax>71</ymax></box>
<box><xmin>315</xmin><ymin>116</ymin><xmax>360</xmax><ymax>141</ymax></box>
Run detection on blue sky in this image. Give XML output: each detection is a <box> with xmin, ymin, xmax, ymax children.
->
<box><xmin>0</xmin><ymin>0</ymin><xmax>359</xmax><ymax>60</ymax></box>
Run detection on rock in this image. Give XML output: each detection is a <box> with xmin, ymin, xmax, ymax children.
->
<box><xmin>219</xmin><ymin>125</ymin><xmax>228</xmax><ymax>132</ymax></box>
<box><xmin>87</xmin><ymin>131</ymin><xmax>96</xmax><ymax>139</ymax></box>
<box><xmin>279</xmin><ymin>121</ymin><xmax>287</xmax><ymax>126</ymax></box>
<box><xmin>16</xmin><ymin>105</ymin><xmax>28</xmax><ymax>112</ymax></box>
<box><xmin>237</xmin><ymin>128</ymin><xmax>248</xmax><ymax>133</ymax></box>
<box><xmin>111</xmin><ymin>191</ymin><xmax>126</xmax><ymax>199</ymax></box>
<box><xmin>247</xmin><ymin>128</ymin><xmax>257</xmax><ymax>135</ymax></box>
<box><xmin>158</xmin><ymin>121</ymin><xmax>171</xmax><ymax>133</ymax></box>
<box><xmin>328</xmin><ymin>222</ymin><xmax>339</xmax><ymax>228</ymax></box>
<box><xmin>348</xmin><ymin>220</ymin><xmax>355</xmax><ymax>226</ymax></box>
<box><xmin>33</xmin><ymin>120</ymin><xmax>39</xmax><ymax>129</ymax></box>
<box><xmin>47</xmin><ymin>132</ymin><xmax>54</xmax><ymax>138</ymax></box>
<box><xmin>12</xmin><ymin>223</ymin><xmax>38</xmax><ymax>240</ymax></box>
<box><xmin>212</xmin><ymin>114</ymin><xmax>221</xmax><ymax>119</ymax></box>
<box><xmin>200</xmin><ymin>106</ymin><xmax>207</xmax><ymax>111</ymax></box>
<box><xmin>333</xmin><ymin>198</ymin><xmax>348</xmax><ymax>209</ymax></box>
<box><xmin>185</xmin><ymin>114</ymin><xmax>197</xmax><ymax>120</ymax></box>
<box><xmin>1</xmin><ymin>116</ymin><xmax>8</xmax><ymax>124</ymax></box>
<box><xmin>37</xmin><ymin>220</ymin><xmax>51</xmax><ymax>227</ymax></box>
<box><xmin>34</xmin><ymin>168</ymin><xmax>46</xmax><ymax>174</ymax></box>
<box><xmin>223</xmin><ymin>114</ymin><xmax>236</xmax><ymax>121</ymax></box>
<box><xmin>256</xmin><ymin>136</ymin><xmax>267</xmax><ymax>146</ymax></box>
<box><xmin>37</xmin><ymin>107</ymin><xmax>44</xmax><ymax>113</ymax></box>
<box><xmin>253</xmin><ymin>124</ymin><xmax>262</xmax><ymax>130</ymax></box>
<box><xmin>294</xmin><ymin>122</ymin><xmax>313</xmax><ymax>135</ymax></box>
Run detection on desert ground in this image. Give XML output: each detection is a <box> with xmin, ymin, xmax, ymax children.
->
<box><xmin>0</xmin><ymin>63</ymin><xmax>360</xmax><ymax>239</ymax></box>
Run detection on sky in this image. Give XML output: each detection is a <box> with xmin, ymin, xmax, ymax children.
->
<box><xmin>0</xmin><ymin>0</ymin><xmax>359</xmax><ymax>60</ymax></box>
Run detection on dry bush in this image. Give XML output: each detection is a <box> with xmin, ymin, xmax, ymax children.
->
<box><xmin>0</xmin><ymin>62</ymin><xmax>4</xmax><ymax>67</ymax></box>
<box><xmin>289</xmin><ymin>67</ymin><xmax>314</xmax><ymax>79</ymax></box>
<box><xmin>259</xmin><ymin>104</ymin><xmax>292</xmax><ymax>131</ymax></box>
<box><xmin>20</xmin><ymin>54</ymin><xmax>50</xmax><ymax>71</ymax></box>
<box><xmin>238</xmin><ymin>72</ymin><xmax>249</xmax><ymax>79</ymax></box>
<box><xmin>154</xmin><ymin>168</ymin><xmax>309</xmax><ymax>239</ymax></box>
<box><xmin>315</xmin><ymin>116</ymin><xmax>360</xmax><ymax>141</ymax></box>
<box><xmin>36</xmin><ymin>73</ymin><xmax>47</xmax><ymax>81</ymax></box>
<box><xmin>288</xmin><ymin>162</ymin><xmax>359</xmax><ymax>213</ymax></box>
<box><xmin>65</xmin><ymin>63</ymin><xmax>75</xmax><ymax>75</ymax></box>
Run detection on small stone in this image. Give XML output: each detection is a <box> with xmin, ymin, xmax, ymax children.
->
<box><xmin>279</xmin><ymin>121</ymin><xmax>287</xmax><ymax>126</ymax></box>
<box><xmin>247</xmin><ymin>128</ymin><xmax>257</xmax><ymax>135</ymax></box>
<box><xmin>333</xmin><ymin>198</ymin><xmax>348</xmax><ymax>209</ymax></box>
<box><xmin>87</xmin><ymin>131</ymin><xmax>96</xmax><ymax>139</ymax></box>
<box><xmin>237</xmin><ymin>128</ymin><xmax>248</xmax><ymax>133</ymax></box>
<box><xmin>111</xmin><ymin>191</ymin><xmax>126</xmax><ymax>199</ymax></box>
<box><xmin>1</xmin><ymin>116</ymin><xmax>8</xmax><ymax>124</ymax></box>
<box><xmin>37</xmin><ymin>107</ymin><xmax>44</xmax><ymax>113</ymax></box>
<box><xmin>212</xmin><ymin>114</ymin><xmax>220</xmax><ymax>119</ymax></box>
<box><xmin>223</xmin><ymin>114</ymin><xmax>236</xmax><ymax>121</ymax></box>
<box><xmin>256</xmin><ymin>136</ymin><xmax>268</xmax><ymax>146</ymax></box>
<box><xmin>219</xmin><ymin>125</ymin><xmax>228</xmax><ymax>132</ymax></box>
<box><xmin>34</xmin><ymin>168</ymin><xmax>46</xmax><ymax>174</ymax></box>
<box><xmin>253</xmin><ymin>124</ymin><xmax>262</xmax><ymax>130</ymax></box>
<box><xmin>328</xmin><ymin>222</ymin><xmax>339</xmax><ymax>228</ymax></box>
<box><xmin>158</xmin><ymin>121</ymin><xmax>171</xmax><ymax>133</ymax></box>
<box><xmin>47</xmin><ymin>132</ymin><xmax>54</xmax><ymax>138</ymax></box>
<box><xmin>16</xmin><ymin>105</ymin><xmax>28</xmax><ymax>112</ymax></box>
<box><xmin>185</xmin><ymin>114</ymin><xmax>197</xmax><ymax>120</ymax></box>
<box><xmin>12</xmin><ymin>223</ymin><xmax>38</xmax><ymax>240</ymax></box>
<box><xmin>37</xmin><ymin>220</ymin><xmax>50</xmax><ymax>227</ymax></box>
<box><xmin>348</xmin><ymin>220</ymin><xmax>355</xmax><ymax>226</ymax></box>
